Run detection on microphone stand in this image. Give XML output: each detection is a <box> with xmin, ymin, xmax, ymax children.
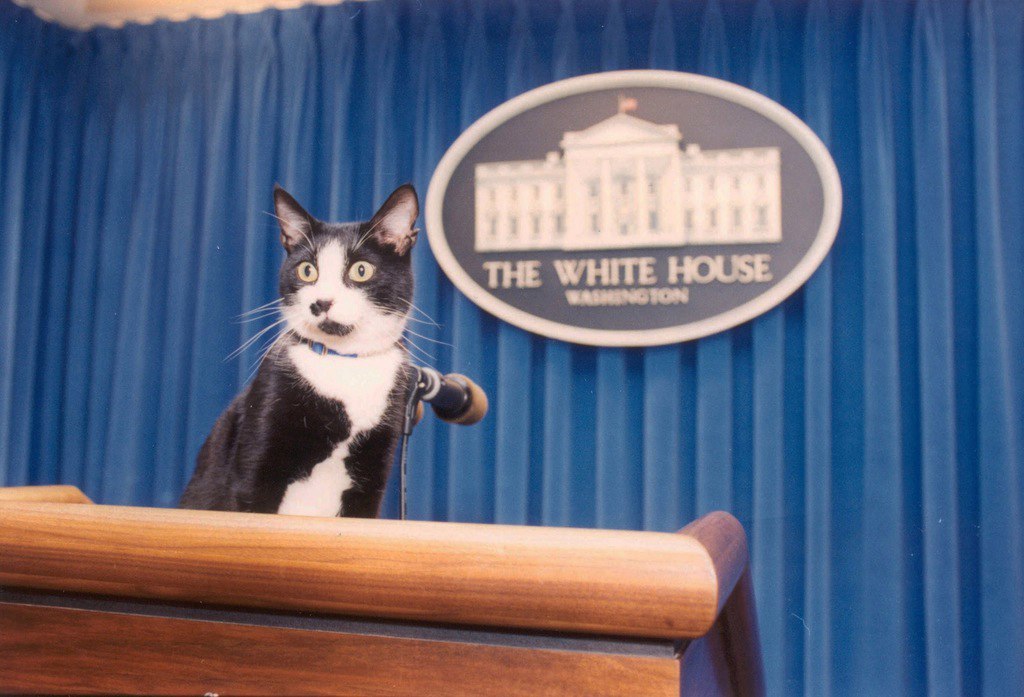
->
<box><xmin>399</xmin><ymin>366</ymin><xmax>430</xmax><ymax>521</ymax></box>
<box><xmin>398</xmin><ymin>365</ymin><xmax>486</xmax><ymax>521</ymax></box>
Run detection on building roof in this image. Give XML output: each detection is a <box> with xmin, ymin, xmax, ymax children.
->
<box><xmin>561</xmin><ymin>113</ymin><xmax>682</xmax><ymax>150</ymax></box>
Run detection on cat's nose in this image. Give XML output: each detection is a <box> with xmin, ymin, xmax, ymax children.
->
<box><xmin>310</xmin><ymin>299</ymin><xmax>334</xmax><ymax>317</ymax></box>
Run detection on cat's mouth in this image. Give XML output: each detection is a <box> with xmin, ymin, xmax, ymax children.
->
<box><xmin>317</xmin><ymin>320</ymin><xmax>353</xmax><ymax>337</ymax></box>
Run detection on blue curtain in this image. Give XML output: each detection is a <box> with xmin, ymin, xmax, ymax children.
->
<box><xmin>2</xmin><ymin>0</ymin><xmax>1022</xmax><ymax>694</ymax></box>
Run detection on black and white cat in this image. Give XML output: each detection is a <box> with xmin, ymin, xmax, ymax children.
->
<box><xmin>179</xmin><ymin>184</ymin><xmax>419</xmax><ymax>518</ymax></box>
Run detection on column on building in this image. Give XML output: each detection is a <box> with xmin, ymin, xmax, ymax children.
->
<box><xmin>563</xmin><ymin>156</ymin><xmax>582</xmax><ymax>249</ymax></box>
<box><xmin>600</xmin><ymin>157</ymin><xmax>613</xmax><ymax>246</ymax></box>
<box><xmin>636</xmin><ymin>157</ymin><xmax>649</xmax><ymax>239</ymax></box>
<box><xmin>760</xmin><ymin>150</ymin><xmax>782</xmax><ymax>242</ymax></box>
<box><xmin>667</xmin><ymin>151</ymin><xmax>685</xmax><ymax>245</ymax></box>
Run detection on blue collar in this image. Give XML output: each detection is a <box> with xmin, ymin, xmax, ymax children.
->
<box><xmin>302</xmin><ymin>339</ymin><xmax>359</xmax><ymax>359</ymax></box>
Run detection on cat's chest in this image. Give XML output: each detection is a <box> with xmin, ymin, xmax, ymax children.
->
<box><xmin>286</xmin><ymin>345</ymin><xmax>405</xmax><ymax>436</ymax></box>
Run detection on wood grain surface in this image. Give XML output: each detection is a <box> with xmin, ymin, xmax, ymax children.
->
<box><xmin>680</xmin><ymin>511</ymin><xmax>749</xmax><ymax>616</ymax></box>
<box><xmin>716</xmin><ymin>570</ymin><xmax>766</xmax><ymax>696</ymax></box>
<box><xmin>679</xmin><ymin>513</ymin><xmax>764</xmax><ymax>696</ymax></box>
<box><xmin>678</xmin><ymin>628</ymin><xmax>733</xmax><ymax>697</ymax></box>
<box><xmin>0</xmin><ymin>485</ymin><xmax>92</xmax><ymax>504</ymax></box>
<box><xmin>0</xmin><ymin>501</ymin><xmax>728</xmax><ymax>638</ymax></box>
<box><xmin>0</xmin><ymin>602</ymin><xmax>680</xmax><ymax>696</ymax></box>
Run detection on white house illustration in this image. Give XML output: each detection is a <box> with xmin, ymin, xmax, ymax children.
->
<box><xmin>474</xmin><ymin>99</ymin><xmax>782</xmax><ymax>252</ymax></box>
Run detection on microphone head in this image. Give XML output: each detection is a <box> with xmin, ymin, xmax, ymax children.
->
<box><xmin>438</xmin><ymin>374</ymin><xmax>488</xmax><ymax>425</ymax></box>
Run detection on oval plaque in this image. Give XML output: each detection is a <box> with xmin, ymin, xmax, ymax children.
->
<box><xmin>426</xmin><ymin>70</ymin><xmax>841</xmax><ymax>347</ymax></box>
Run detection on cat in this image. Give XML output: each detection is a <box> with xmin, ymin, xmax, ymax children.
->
<box><xmin>179</xmin><ymin>184</ymin><xmax>419</xmax><ymax>517</ymax></box>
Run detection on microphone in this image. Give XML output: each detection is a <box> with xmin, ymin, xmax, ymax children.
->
<box><xmin>399</xmin><ymin>366</ymin><xmax>487</xmax><ymax>520</ymax></box>
<box><xmin>414</xmin><ymin>367</ymin><xmax>488</xmax><ymax>426</ymax></box>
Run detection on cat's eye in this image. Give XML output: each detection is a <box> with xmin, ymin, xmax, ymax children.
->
<box><xmin>348</xmin><ymin>261</ymin><xmax>376</xmax><ymax>283</ymax></box>
<box><xmin>296</xmin><ymin>262</ymin><xmax>318</xmax><ymax>283</ymax></box>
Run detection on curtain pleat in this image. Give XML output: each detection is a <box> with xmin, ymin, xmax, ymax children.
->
<box><xmin>800</xmin><ymin>0</ymin><xmax>833</xmax><ymax>693</ymax></box>
<box><xmin>407</xmin><ymin>6</ymin><xmax>448</xmax><ymax>521</ymax></box>
<box><xmin>35</xmin><ymin>30</ymin><xmax>87</xmax><ymax>490</ymax></box>
<box><xmin>493</xmin><ymin>0</ymin><xmax>538</xmax><ymax>525</ymax></box>
<box><xmin>749</xmin><ymin>2</ymin><xmax>788</xmax><ymax>691</ymax></box>
<box><xmin>0</xmin><ymin>12</ymin><xmax>44</xmax><ymax>488</ymax></box>
<box><xmin>153</xmin><ymin>24</ymin><xmax>203</xmax><ymax>503</ymax></box>
<box><xmin>539</xmin><ymin>0</ymin><xmax>578</xmax><ymax>528</ymax></box>
<box><xmin>970</xmin><ymin>1</ymin><xmax>1024</xmax><ymax>694</ymax></box>
<box><xmin>103</xmin><ymin>27</ymin><xmax>172</xmax><ymax>505</ymax></box>
<box><xmin>319</xmin><ymin>8</ymin><xmax>356</xmax><ymax>222</ymax></box>
<box><xmin>911</xmin><ymin>2</ymin><xmax>962</xmax><ymax>694</ymax></box>
<box><xmin>237</xmin><ymin>15</ymin><xmax>283</xmax><ymax>380</ymax></box>
<box><xmin>2</xmin><ymin>1</ymin><xmax>1022</xmax><ymax>693</ymax></box>
<box><xmin>447</xmin><ymin>3</ymin><xmax>494</xmax><ymax>523</ymax></box>
<box><xmin>7</xmin><ymin>20</ymin><xmax>52</xmax><ymax>491</ymax></box>
<box><xmin>857</xmin><ymin>2</ymin><xmax>908</xmax><ymax>691</ymax></box>
<box><xmin>694</xmin><ymin>0</ymin><xmax>733</xmax><ymax>517</ymax></box>
<box><xmin>642</xmin><ymin>0</ymin><xmax>683</xmax><ymax>535</ymax></box>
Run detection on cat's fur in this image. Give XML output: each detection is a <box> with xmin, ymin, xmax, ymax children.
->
<box><xmin>179</xmin><ymin>184</ymin><xmax>419</xmax><ymax>517</ymax></box>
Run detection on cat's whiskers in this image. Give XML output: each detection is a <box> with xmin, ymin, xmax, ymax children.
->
<box><xmin>237</xmin><ymin>312</ymin><xmax>284</xmax><ymax>325</ymax></box>
<box><xmin>248</xmin><ymin>327</ymin><xmax>294</xmax><ymax>382</ymax></box>
<box><xmin>375</xmin><ymin>307</ymin><xmax>439</xmax><ymax>328</ymax></box>
<box><xmin>373</xmin><ymin>307</ymin><xmax>450</xmax><ymax>348</ymax></box>
<box><xmin>230</xmin><ymin>322</ymin><xmax>285</xmax><ymax>360</ymax></box>
<box><xmin>229</xmin><ymin>322</ymin><xmax>289</xmax><ymax>365</ymax></box>
<box><xmin>255</xmin><ymin>323</ymin><xmax>289</xmax><ymax>352</ymax></box>
<box><xmin>368</xmin><ymin>301</ymin><xmax>449</xmax><ymax>364</ymax></box>
<box><xmin>400</xmin><ymin>334</ymin><xmax>437</xmax><ymax>363</ymax></box>
<box><xmin>402</xmin><ymin>327</ymin><xmax>453</xmax><ymax>348</ymax></box>
<box><xmin>236</xmin><ymin>311</ymin><xmax>283</xmax><ymax>325</ymax></box>
<box><xmin>236</xmin><ymin>304</ymin><xmax>285</xmax><ymax>322</ymax></box>
<box><xmin>258</xmin><ymin>328</ymin><xmax>290</xmax><ymax>361</ymax></box>
<box><xmin>397</xmin><ymin>342</ymin><xmax>437</xmax><ymax>371</ymax></box>
<box><xmin>236</xmin><ymin>297</ymin><xmax>284</xmax><ymax>318</ymax></box>
<box><xmin>394</xmin><ymin>297</ymin><xmax>440</xmax><ymax>326</ymax></box>
<box><xmin>404</xmin><ymin>315</ymin><xmax>437</xmax><ymax>326</ymax></box>
<box><xmin>227</xmin><ymin>317</ymin><xmax>290</xmax><ymax>361</ymax></box>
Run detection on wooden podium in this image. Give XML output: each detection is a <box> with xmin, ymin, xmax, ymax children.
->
<box><xmin>0</xmin><ymin>486</ymin><xmax>763</xmax><ymax>696</ymax></box>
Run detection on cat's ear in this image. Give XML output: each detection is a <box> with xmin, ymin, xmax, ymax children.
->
<box><xmin>273</xmin><ymin>185</ymin><xmax>313</xmax><ymax>252</ymax></box>
<box><xmin>368</xmin><ymin>184</ymin><xmax>419</xmax><ymax>256</ymax></box>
